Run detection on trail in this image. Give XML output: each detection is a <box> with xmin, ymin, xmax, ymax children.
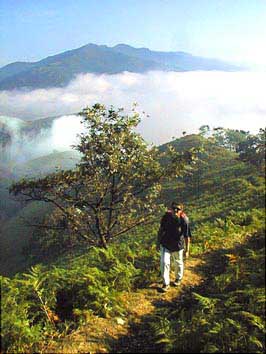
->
<box><xmin>46</xmin><ymin>257</ymin><xmax>205</xmax><ymax>353</ymax></box>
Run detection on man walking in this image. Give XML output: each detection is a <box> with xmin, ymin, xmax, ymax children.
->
<box><xmin>157</xmin><ymin>202</ymin><xmax>191</xmax><ymax>292</ymax></box>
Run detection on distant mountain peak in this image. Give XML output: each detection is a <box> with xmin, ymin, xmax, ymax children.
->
<box><xmin>113</xmin><ymin>43</ymin><xmax>134</xmax><ymax>49</ymax></box>
<box><xmin>114</xmin><ymin>43</ymin><xmax>151</xmax><ymax>52</ymax></box>
<box><xmin>0</xmin><ymin>43</ymin><xmax>244</xmax><ymax>90</ymax></box>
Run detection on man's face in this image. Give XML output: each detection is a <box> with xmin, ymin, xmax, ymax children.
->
<box><xmin>173</xmin><ymin>207</ymin><xmax>181</xmax><ymax>215</ymax></box>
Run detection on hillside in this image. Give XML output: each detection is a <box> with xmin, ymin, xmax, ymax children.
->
<box><xmin>161</xmin><ymin>134</ymin><xmax>265</xmax><ymax>218</ymax></box>
<box><xmin>0</xmin><ymin>150</ymin><xmax>80</xmax><ymax>275</ymax></box>
<box><xmin>0</xmin><ymin>43</ymin><xmax>243</xmax><ymax>90</ymax></box>
<box><xmin>0</xmin><ymin>133</ymin><xmax>264</xmax><ymax>275</ymax></box>
<box><xmin>0</xmin><ymin>201</ymin><xmax>53</xmax><ymax>275</ymax></box>
<box><xmin>13</xmin><ymin>150</ymin><xmax>80</xmax><ymax>178</ymax></box>
<box><xmin>1</xmin><ymin>131</ymin><xmax>265</xmax><ymax>353</ymax></box>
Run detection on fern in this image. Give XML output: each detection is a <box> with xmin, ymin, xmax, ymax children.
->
<box><xmin>237</xmin><ymin>311</ymin><xmax>265</xmax><ymax>330</ymax></box>
<box><xmin>192</xmin><ymin>292</ymin><xmax>219</xmax><ymax>312</ymax></box>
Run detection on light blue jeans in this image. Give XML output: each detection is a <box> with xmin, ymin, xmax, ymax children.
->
<box><xmin>160</xmin><ymin>246</ymin><xmax>184</xmax><ymax>286</ymax></box>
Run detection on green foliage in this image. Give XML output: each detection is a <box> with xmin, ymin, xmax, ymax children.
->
<box><xmin>237</xmin><ymin>128</ymin><xmax>265</xmax><ymax>171</ymax></box>
<box><xmin>1</xmin><ymin>272</ymin><xmax>49</xmax><ymax>353</ymax></box>
<box><xmin>195</xmin><ymin>126</ymin><xmax>265</xmax><ymax>170</ymax></box>
<box><xmin>9</xmin><ymin>104</ymin><xmax>195</xmax><ymax>250</ymax></box>
<box><xmin>211</xmin><ymin>127</ymin><xmax>249</xmax><ymax>151</ymax></box>
<box><xmin>198</xmin><ymin>124</ymin><xmax>210</xmax><ymax>138</ymax></box>
<box><xmin>1</xmin><ymin>242</ymin><xmax>143</xmax><ymax>352</ymax></box>
<box><xmin>190</xmin><ymin>208</ymin><xmax>265</xmax><ymax>254</ymax></box>
<box><xmin>139</xmin><ymin>130</ymin><xmax>265</xmax><ymax>352</ymax></box>
<box><xmin>150</xmin><ymin>230</ymin><xmax>265</xmax><ymax>353</ymax></box>
<box><xmin>2</xmin><ymin>123</ymin><xmax>265</xmax><ymax>353</ymax></box>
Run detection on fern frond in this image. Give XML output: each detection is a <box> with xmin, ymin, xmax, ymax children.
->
<box><xmin>238</xmin><ymin>311</ymin><xmax>265</xmax><ymax>330</ymax></box>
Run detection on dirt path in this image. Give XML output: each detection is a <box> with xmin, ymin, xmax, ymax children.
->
<box><xmin>46</xmin><ymin>257</ymin><xmax>205</xmax><ymax>353</ymax></box>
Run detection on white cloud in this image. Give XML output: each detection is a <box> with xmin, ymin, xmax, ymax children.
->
<box><xmin>51</xmin><ymin>115</ymin><xmax>85</xmax><ymax>150</ymax></box>
<box><xmin>0</xmin><ymin>71</ymin><xmax>265</xmax><ymax>145</ymax></box>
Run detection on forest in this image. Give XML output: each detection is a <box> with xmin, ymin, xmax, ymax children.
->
<box><xmin>1</xmin><ymin>104</ymin><xmax>265</xmax><ymax>353</ymax></box>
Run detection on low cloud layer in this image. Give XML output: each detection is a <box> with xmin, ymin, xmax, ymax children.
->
<box><xmin>0</xmin><ymin>114</ymin><xmax>84</xmax><ymax>165</ymax></box>
<box><xmin>0</xmin><ymin>71</ymin><xmax>265</xmax><ymax>145</ymax></box>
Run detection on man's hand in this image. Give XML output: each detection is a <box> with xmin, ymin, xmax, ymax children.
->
<box><xmin>184</xmin><ymin>250</ymin><xmax>189</xmax><ymax>258</ymax></box>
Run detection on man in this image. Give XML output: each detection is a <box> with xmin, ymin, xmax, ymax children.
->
<box><xmin>157</xmin><ymin>202</ymin><xmax>191</xmax><ymax>292</ymax></box>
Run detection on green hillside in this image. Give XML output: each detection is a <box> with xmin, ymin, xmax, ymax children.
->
<box><xmin>0</xmin><ymin>149</ymin><xmax>80</xmax><ymax>219</ymax></box>
<box><xmin>0</xmin><ymin>167</ymin><xmax>18</xmax><ymax>219</ymax></box>
<box><xmin>13</xmin><ymin>150</ymin><xmax>80</xmax><ymax>178</ymax></box>
<box><xmin>1</xmin><ymin>130</ymin><xmax>265</xmax><ymax>353</ymax></box>
<box><xmin>0</xmin><ymin>150</ymin><xmax>80</xmax><ymax>276</ymax></box>
<box><xmin>0</xmin><ymin>201</ymin><xmax>53</xmax><ymax>275</ymax></box>
<box><xmin>162</xmin><ymin>134</ymin><xmax>264</xmax><ymax>221</ymax></box>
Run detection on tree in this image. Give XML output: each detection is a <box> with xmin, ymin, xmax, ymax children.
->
<box><xmin>198</xmin><ymin>125</ymin><xmax>210</xmax><ymax>138</ymax></box>
<box><xmin>10</xmin><ymin>104</ymin><xmax>196</xmax><ymax>249</ymax></box>
<box><xmin>225</xmin><ymin>129</ymin><xmax>249</xmax><ymax>151</ymax></box>
<box><xmin>211</xmin><ymin>128</ymin><xmax>251</xmax><ymax>152</ymax></box>
<box><xmin>237</xmin><ymin>128</ymin><xmax>265</xmax><ymax>171</ymax></box>
<box><xmin>212</xmin><ymin>127</ymin><xmax>227</xmax><ymax>148</ymax></box>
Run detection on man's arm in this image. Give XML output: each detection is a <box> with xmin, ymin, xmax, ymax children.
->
<box><xmin>184</xmin><ymin>236</ymin><xmax>191</xmax><ymax>258</ymax></box>
<box><xmin>182</xmin><ymin>215</ymin><xmax>192</xmax><ymax>258</ymax></box>
<box><xmin>156</xmin><ymin>215</ymin><xmax>166</xmax><ymax>250</ymax></box>
<box><xmin>156</xmin><ymin>227</ymin><xmax>163</xmax><ymax>251</ymax></box>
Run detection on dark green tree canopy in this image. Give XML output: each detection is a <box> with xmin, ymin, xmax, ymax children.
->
<box><xmin>236</xmin><ymin>128</ymin><xmax>265</xmax><ymax>170</ymax></box>
<box><xmin>10</xmin><ymin>104</ymin><xmax>196</xmax><ymax>248</ymax></box>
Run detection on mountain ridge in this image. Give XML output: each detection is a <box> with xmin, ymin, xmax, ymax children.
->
<box><xmin>0</xmin><ymin>43</ymin><xmax>244</xmax><ymax>90</ymax></box>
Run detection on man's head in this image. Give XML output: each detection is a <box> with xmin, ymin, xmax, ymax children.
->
<box><xmin>171</xmin><ymin>202</ymin><xmax>183</xmax><ymax>212</ymax></box>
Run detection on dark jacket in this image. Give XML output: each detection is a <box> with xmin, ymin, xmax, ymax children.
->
<box><xmin>157</xmin><ymin>211</ymin><xmax>191</xmax><ymax>252</ymax></box>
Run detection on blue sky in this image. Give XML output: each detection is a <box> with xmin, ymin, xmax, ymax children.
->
<box><xmin>0</xmin><ymin>0</ymin><xmax>266</xmax><ymax>67</ymax></box>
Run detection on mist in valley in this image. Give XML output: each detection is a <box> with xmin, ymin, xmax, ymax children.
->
<box><xmin>0</xmin><ymin>70</ymin><xmax>265</xmax><ymax>167</ymax></box>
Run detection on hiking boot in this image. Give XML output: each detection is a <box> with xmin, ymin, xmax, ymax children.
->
<box><xmin>172</xmin><ymin>280</ymin><xmax>182</xmax><ymax>287</ymax></box>
<box><xmin>161</xmin><ymin>284</ymin><xmax>170</xmax><ymax>292</ymax></box>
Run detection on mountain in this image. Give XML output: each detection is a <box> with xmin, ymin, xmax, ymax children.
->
<box><xmin>0</xmin><ymin>43</ymin><xmax>243</xmax><ymax>90</ymax></box>
<box><xmin>113</xmin><ymin>44</ymin><xmax>241</xmax><ymax>71</ymax></box>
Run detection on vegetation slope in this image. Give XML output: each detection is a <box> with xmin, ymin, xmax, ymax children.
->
<box><xmin>0</xmin><ymin>150</ymin><xmax>80</xmax><ymax>275</ymax></box>
<box><xmin>1</xmin><ymin>128</ymin><xmax>265</xmax><ymax>353</ymax></box>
